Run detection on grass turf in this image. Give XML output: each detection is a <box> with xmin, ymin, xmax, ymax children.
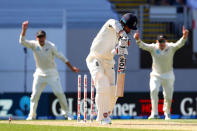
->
<box><xmin>0</xmin><ymin>123</ymin><xmax>174</xmax><ymax>131</ymax></box>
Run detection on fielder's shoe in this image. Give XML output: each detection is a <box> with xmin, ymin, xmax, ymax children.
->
<box><xmin>101</xmin><ymin>117</ymin><xmax>112</xmax><ymax>125</ymax></box>
<box><xmin>164</xmin><ymin>113</ymin><xmax>171</xmax><ymax>120</ymax></box>
<box><xmin>26</xmin><ymin>116</ymin><xmax>36</xmax><ymax>120</ymax></box>
<box><xmin>148</xmin><ymin>114</ymin><xmax>160</xmax><ymax>120</ymax></box>
<box><xmin>64</xmin><ymin>113</ymin><xmax>74</xmax><ymax>120</ymax></box>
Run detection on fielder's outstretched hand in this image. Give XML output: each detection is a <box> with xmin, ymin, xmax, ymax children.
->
<box><xmin>22</xmin><ymin>21</ymin><xmax>29</xmax><ymax>30</ymax></box>
<box><xmin>71</xmin><ymin>66</ymin><xmax>80</xmax><ymax>73</ymax></box>
<box><xmin>66</xmin><ymin>62</ymin><xmax>80</xmax><ymax>73</ymax></box>
<box><xmin>133</xmin><ymin>30</ymin><xmax>140</xmax><ymax>40</ymax></box>
<box><xmin>182</xmin><ymin>26</ymin><xmax>189</xmax><ymax>39</ymax></box>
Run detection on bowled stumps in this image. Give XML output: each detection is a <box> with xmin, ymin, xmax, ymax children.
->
<box><xmin>77</xmin><ymin>75</ymin><xmax>81</xmax><ymax>122</ymax></box>
<box><xmin>77</xmin><ymin>74</ymin><xmax>95</xmax><ymax>123</ymax></box>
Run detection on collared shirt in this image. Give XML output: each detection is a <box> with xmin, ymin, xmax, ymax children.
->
<box><xmin>19</xmin><ymin>35</ymin><xmax>68</xmax><ymax>76</ymax></box>
<box><xmin>136</xmin><ymin>37</ymin><xmax>187</xmax><ymax>74</ymax></box>
<box><xmin>87</xmin><ymin>19</ymin><xmax>126</xmax><ymax>66</ymax></box>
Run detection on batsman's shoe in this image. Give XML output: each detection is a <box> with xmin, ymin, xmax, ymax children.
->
<box><xmin>101</xmin><ymin>117</ymin><xmax>112</xmax><ymax>125</ymax></box>
<box><xmin>26</xmin><ymin>116</ymin><xmax>36</xmax><ymax>120</ymax></box>
<box><xmin>64</xmin><ymin>113</ymin><xmax>74</xmax><ymax>120</ymax></box>
<box><xmin>148</xmin><ymin>114</ymin><xmax>160</xmax><ymax>120</ymax></box>
<box><xmin>164</xmin><ymin>113</ymin><xmax>171</xmax><ymax>120</ymax></box>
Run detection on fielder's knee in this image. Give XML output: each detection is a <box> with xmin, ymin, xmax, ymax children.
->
<box><xmin>150</xmin><ymin>89</ymin><xmax>158</xmax><ymax>98</ymax></box>
<box><xmin>30</xmin><ymin>93</ymin><xmax>40</xmax><ymax>102</ymax></box>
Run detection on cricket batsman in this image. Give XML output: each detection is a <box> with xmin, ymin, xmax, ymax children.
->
<box><xmin>19</xmin><ymin>21</ymin><xmax>80</xmax><ymax>120</ymax></box>
<box><xmin>86</xmin><ymin>13</ymin><xmax>137</xmax><ymax>124</ymax></box>
<box><xmin>134</xmin><ymin>26</ymin><xmax>189</xmax><ymax>120</ymax></box>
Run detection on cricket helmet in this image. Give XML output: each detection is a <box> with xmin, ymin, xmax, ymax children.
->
<box><xmin>120</xmin><ymin>13</ymin><xmax>137</xmax><ymax>30</ymax></box>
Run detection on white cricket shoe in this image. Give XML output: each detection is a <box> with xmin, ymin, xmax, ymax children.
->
<box><xmin>26</xmin><ymin>116</ymin><xmax>36</xmax><ymax>120</ymax></box>
<box><xmin>65</xmin><ymin>113</ymin><xmax>74</xmax><ymax>120</ymax></box>
<box><xmin>164</xmin><ymin>113</ymin><xmax>171</xmax><ymax>120</ymax></box>
<box><xmin>101</xmin><ymin>117</ymin><xmax>112</xmax><ymax>125</ymax></box>
<box><xmin>148</xmin><ymin>114</ymin><xmax>160</xmax><ymax>120</ymax></box>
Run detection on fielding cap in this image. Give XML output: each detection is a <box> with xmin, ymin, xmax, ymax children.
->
<box><xmin>36</xmin><ymin>30</ymin><xmax>46</xmax><ymax>37</ymax></box>
<box><xmin>157</xmin><ymin>34</ymin><xmax>167</xmax><ymax>43</ymax></box>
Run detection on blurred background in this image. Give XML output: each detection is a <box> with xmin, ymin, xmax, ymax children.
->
<box><xmin>0</xmin><ymin>0</ymin><xmax>197</xmax><ymax>120</ymax></box>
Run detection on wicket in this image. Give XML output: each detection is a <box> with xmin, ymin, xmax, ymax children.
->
<box><xmin>77</xmin><ymin>74</ymin><xmax>95</xmax><ymax>122</ymax></box>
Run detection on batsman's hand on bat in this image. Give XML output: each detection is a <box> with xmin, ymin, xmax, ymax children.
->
<box><xmin>111</xmin><ymin>36</ymin><xmax>129</xmax><ymax>55</ymax></box>
<box><xmin>119</xmin><ymin>30</ymin><xmax>128</xmax><ymax>38</ymax></box>
<box><xmin>133</xmin><ymin>30</ymin><xmax>140</xmax><ymax>40</ymax></box>
<box><xmin>182</xmin><ymin>26</ymin><xmax>189</xmax><ymax>39</ymax></box>
<box><xmin>119</xmin><ymin>37</ymin><xmax>130</xmax><ymax>47</ymax></box>
<box><xmin>111</xmin><ymin>45</ymin><xmax>128</xmax><ymax>55</ymax></box>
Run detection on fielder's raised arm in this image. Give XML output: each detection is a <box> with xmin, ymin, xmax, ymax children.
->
<box><xmin>171</xmin><ymin>26</ymin><xmax>189</xmax><ymax>50</ymax></box>
<box><xmin>134</xmin><ymin>30</ymin><xmax>155</xmax><ymax>52</ymax></box>
<box><xmin>21</xmin><ymin>20</ymin><xmax>28</xmax><ymax>36</ymax></box>
<box><xmin>19</xmin><ymin>21</ymin><xmax>35</xmax><ymax>49</ymax></box>
<box><xmin>19</xmin><ymin>20</ymin><xmax>80</xmax><ymax>121</ymax></box>
<box><xmin>19</xmin><ymin>21</ymin><xmax>79</xmax><ymax>73</ymax></box>
<box><xmin>133</xmin><ymin>26</ymin><xmax>189</xmax><ymax>120</ymax></box>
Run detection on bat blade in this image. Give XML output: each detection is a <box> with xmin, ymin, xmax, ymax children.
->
<box><xmin>115</xmin><ymin>73</ymin><xmax>125</xmax><ymax>97</ymax></box>
<box><xmin>115</xmin><ymin>55</ymin><xmax>126</xmax><ymax>97</ymax></box>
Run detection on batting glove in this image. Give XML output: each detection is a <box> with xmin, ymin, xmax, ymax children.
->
<box><xmin>119</xmin><ymin>37</ymin><xmax>130</xmax><ymax>48</ymax></box>
<box><xmin>111</xmin><ymin>46</ymin><xmax>128</xmax><ymax>55</ymax></box>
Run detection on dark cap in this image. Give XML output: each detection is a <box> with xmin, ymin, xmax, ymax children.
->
<box><xmin>36</xmin><ymin>30</ymin><xmax>46</xmax><ymax>37</ymax></box>
<box><xmin>157</xmin><ymin>34</ymin><xmax>167</xmax><ymax>43</ymax></box>
<box><xmin>121</xmin><ymin>13</ymin><xmax>137</xmax><ymax>30</ymax></box>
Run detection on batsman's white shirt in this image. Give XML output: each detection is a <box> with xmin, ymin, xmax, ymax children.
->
<box><xmin>20</xmin><ymin>35</ymin><xmax>68</xmax><ymax>76</ymax></box>
<box><xmin>136</xmin><ymin>37</ymin><xmax>187</xmax><ymax>77</ymax></box>
<box><xmin>87</xmin><ymin>19</ymin><xmax>124</xmax><ymax>66</ymax></box>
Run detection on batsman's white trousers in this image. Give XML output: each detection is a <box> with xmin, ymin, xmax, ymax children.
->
<box><xmin>28</xmin><ymin>74</ymin><xmax>69</xmax><ymax>118</ymax></box>
<box><xmin>86</xmin><ymin>57</ymin><xmax>118</xmax><ymax>121</ymax></box>
<box><xmin>149</xmin><ymin>71</ymin><xmax>175</xmax><ymax>116</ymax></box>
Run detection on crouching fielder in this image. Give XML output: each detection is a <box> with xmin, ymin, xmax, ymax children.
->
<box><xmin>86</xmin><ymin>13</ymin><xmax>137</xmax><ymax>124</ymax></box>
<box><xmin>134</xmin><ymin>27</ymin><xmax>189</xmax><ymax>120</ymax></box>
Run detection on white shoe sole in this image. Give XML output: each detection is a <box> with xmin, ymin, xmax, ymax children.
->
<box><xmin>26</xmin><ymin>118</ymin><xmax>36</xmax><ymax>120</ymax></box>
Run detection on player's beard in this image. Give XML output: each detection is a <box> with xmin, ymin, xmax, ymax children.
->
<box><xmin>39</xmin><ymin>40</ymin><xmax>45</xmax><ymax>46</ymax></box>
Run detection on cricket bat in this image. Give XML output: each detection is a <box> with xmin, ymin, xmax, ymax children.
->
<box><xmin>115</xmin><ymin>55</ymin><xmax>126</xmax><ymax>97</ymax></box>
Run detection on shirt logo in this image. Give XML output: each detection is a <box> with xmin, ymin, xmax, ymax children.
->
<box><xmin>164</xmin><ymin>48</ymin><xmax>169</xmax><ymax>52</ymax></box>
<box><xmin>133</xmin><ymin>22</ymin><xmax>136</xmax><ymax>27</ymax></box>
<box><xmin>45</xmin><ymin>48</ymin><xmax>49</xmax><ymax>51</ymax></box>
<box><xmin>156</xmin><ymin>50</ymin><xmax>160</xmax><ymax>54</ymax></box>
<box><xmin>36</xmin><ymin>47</ymin><xmax>40</xmax><ymax>51</ymax></box>
<box><xmin>96</xmin><ymin>61</ymin><xmax>99</xmax><ymax>66</ymax></box>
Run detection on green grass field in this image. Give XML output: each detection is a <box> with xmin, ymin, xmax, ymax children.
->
<box><xmin>0</xmin><ymin>119</ymin><xmax>197</xmax><ymax>131</ymax></box>
<box><xmin>0</xmin><ymin>123</ymin><xmax>165</xmax><ymax>131</ymax></box>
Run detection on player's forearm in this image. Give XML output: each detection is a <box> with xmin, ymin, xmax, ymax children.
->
<box><xmin>66</xmin><ymin>62</ymin><xmax>75</xmax><ymax>71</ymax></box>
<box><xmin>21</xmin><ymin>28</ymin><xmax>27</xmax><ymax>36</ymax></box>
<box><xmin>174</xmin><ymin>36</ymin><xmax>187</xmax><ymax>49</ymax></box>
